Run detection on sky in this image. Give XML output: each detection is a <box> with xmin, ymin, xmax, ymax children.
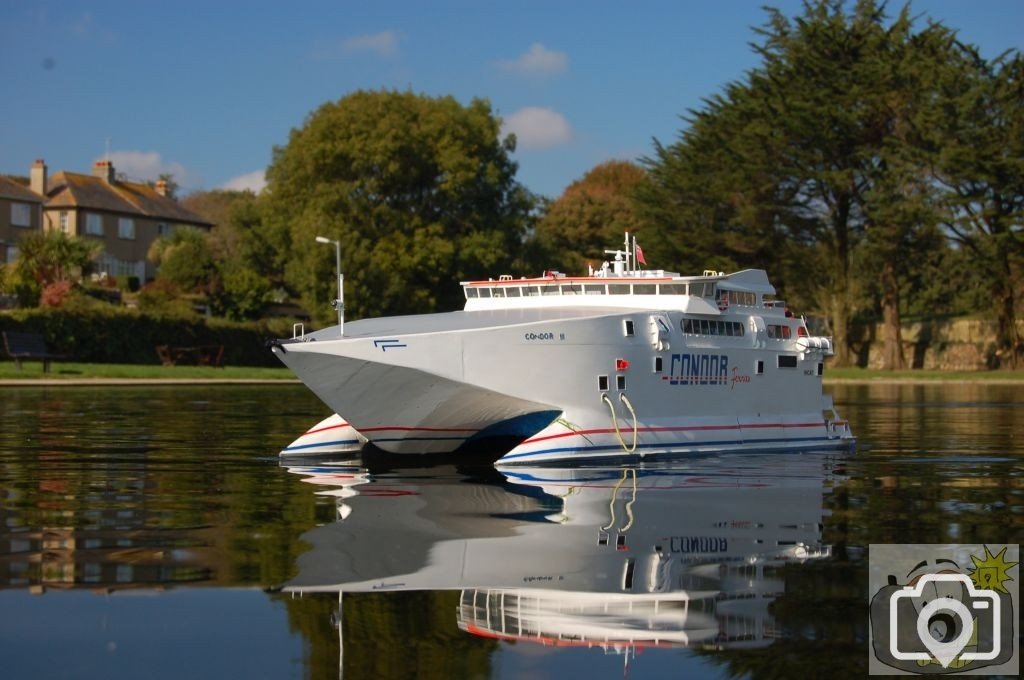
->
<box><xmin>2</xmin><ymin>1</ymin><xmax>1022</xmax><ymax>200</ymax></box>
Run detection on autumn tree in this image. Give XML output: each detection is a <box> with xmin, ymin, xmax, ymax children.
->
<box><xmin>262</xmin><ymin>89</ymin><xmax>534</xmax><ymax>324</ymax></box>
<box><xmin>533</xmin><ymin>160</ymin><xmax>650</xmax><ymax>274</ymax></box>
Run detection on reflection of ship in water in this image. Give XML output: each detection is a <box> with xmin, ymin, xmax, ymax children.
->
<box><xmin>281</xmin><ymin>453</ymin><xmax>842</xmax><ymax>661</ymax></box>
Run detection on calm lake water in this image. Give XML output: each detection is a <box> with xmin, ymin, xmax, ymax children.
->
<box><xmin>0</xmin><ymin>383</ymin><xmax>1021</xmax><ymax>679</ymax></box>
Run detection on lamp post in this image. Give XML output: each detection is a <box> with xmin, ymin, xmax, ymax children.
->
<box><xmin>315</xmin><ymin>236</ymin><xmax>344</xmax><ymax>336</ymax></box>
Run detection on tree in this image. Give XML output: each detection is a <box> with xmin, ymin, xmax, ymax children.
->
<box><xmin>183</xmin><ymin>189</ymin><xmax>278</xmax><ymax>320</ymax></box>
<box><xmin>639</xmin><ymin>0</ymin><xmax>976</xmax><ymax>367</ymax></box>
<box><xmin>148</xmin><ymin>228</ymin><xmax>217</xmax><ymax>293</ymax></box>
<box><xmin>262</xmin><ymin>89</ymin><xmax>534</xmax><ymax>324</ymax></box>
<box><xmin>534</xmin><ymin>160</ymin><xmax>650</xmax><ymax>274</ymax></box>
<box><xmin>933</xmin><ymin>50</ymin><xmax>1024</xmax><ymax>367</ymax></box>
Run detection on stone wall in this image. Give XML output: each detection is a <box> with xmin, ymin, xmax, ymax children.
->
<box><xmin>851</xmin><ymin>318</ymin><xmax>1024</xmax><ymax>370</ymax></box>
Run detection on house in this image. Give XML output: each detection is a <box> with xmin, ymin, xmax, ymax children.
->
<box><xmin>0</xmin><ymin>173</ymin><xmax>45</xmax><ymax>265</ymax></box>
<box><xmin>2</xmin><ymin>159</ymin><xmax>213</xmax><ymax>282</ymax></box>
<box><xmin>37</xmin><ymin>159</ymin><xmax>213</xmax><ymax>281</ymax></box>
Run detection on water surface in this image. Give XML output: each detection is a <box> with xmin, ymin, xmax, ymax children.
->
<box><xmin>0</xmin><ymin>383</ymin><xmax>1020</xmax><ymax>679</ymax></box>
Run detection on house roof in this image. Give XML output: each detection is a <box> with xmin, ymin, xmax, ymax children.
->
<box><xmin>45</xmin><ymin>172</ymin><xmax>212</xmax><ymax>227</ymax></box>
<box><xmin>0</xmin><ymin>176</ymin><xmax>44</xmax><ymax>203</ymax></box>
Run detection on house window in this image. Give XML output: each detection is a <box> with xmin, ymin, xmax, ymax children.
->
<box><xmin>5</xmin><ymin>246</ymin><xmax>19</xmax><ymax>264</ymax></box>
<box><xmin>86</xmin><ymin>213</ymin><xmax>103</xmax><ymax>235</ymax></box>
<box><xmin>118</xmin><ymin>217</ymin><xmax>135</xmax><ymax>240</ymax></box>
<box><xmin>11</xmin><ymin>203</ymin><xmax>31</xmax><ymax>227</ymax></box>
<box><xmin>157</xmin><ymin>223</ymin><xmax>172</xmax><ymax>237</ymax></box>
<box><xmin>59</xmin><ymin>211</ymin><xmax>69</xmax><ymax>233</ymax></box>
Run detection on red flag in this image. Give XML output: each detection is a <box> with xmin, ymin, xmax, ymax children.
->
<box><xmin>636</xmin><ymin>244</ymin><xmax>647</xmax><ymax>266</ymax></box>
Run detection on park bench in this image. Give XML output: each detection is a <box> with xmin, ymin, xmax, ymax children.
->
<box><xmin>2</xmin><ymin>331</ymin><xmax>68</xmax><ymax>373</ymax></box>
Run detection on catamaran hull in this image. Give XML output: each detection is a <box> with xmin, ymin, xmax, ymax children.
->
<box><xmin>272</xmin><ymin>307</ymin><xmax>852</xmax><ymax>459</ymax></box>
<box><xmin>271</xmin><ymin>339</ymin><xmax>559</xmax><ymax>454</ymax></box>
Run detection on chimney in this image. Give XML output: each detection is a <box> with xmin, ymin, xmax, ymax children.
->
<box><xmin>155</xmin><ymin>179</ymin><xmax>168</xmax><ymax>197</ymax></box>
<box><xmin>92</xmin><ymin>159</ymin><xmax>115</xmax><ymax>183</ymax></box>
<box><xmin>30</xmin><ymin>159</ymin><xmax>48</xmax><ymax>196</ymax></box>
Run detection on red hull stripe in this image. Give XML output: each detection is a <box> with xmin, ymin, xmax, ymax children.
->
<box><xmin>302</xmin><ymin>422</ymin><xmax>351</xmax><ymax>435</ymax></box>
<box><xmin>523</xmin><ymin>422</ymin><xmax>824</xmax><ymax>445</ymax></box>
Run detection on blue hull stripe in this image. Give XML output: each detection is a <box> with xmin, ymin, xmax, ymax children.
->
<box><xmin>500</xmin><ymin>435</ymin><xmax>847</xmax><ymax>461</ymax></box>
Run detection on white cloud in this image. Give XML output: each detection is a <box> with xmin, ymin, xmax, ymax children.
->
<box><xmin>221</xmin><ymin>170</ymin><xmax>267</xmax><ymax>194</ymax></box>
<box><xmin>501</xmin><ymin>107</ymin><xmax>572</xmax><ymax>150</ymax></box>
<box><xmin>498</xmin><ymin>43</ymin><xmax>567</xmax><ymax>77</ymax></box>
<box><xmin>343</xmin><ymin>30</ymin><xmax>400</xmax><ymax>57</ymax></box>
<box><xmin>101</xmin><ymin>151</ymin><xmax>195</xmax><ymax>186</ymax></box>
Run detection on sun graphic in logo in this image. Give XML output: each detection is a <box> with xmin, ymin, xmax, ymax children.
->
<box><xmin>967</xmin><ymin>545</ymin><xmax>1018</xmax><ymax>594</ymax></box>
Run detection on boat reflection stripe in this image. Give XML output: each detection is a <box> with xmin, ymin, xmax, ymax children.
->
<box><xmin>522</xmin><ymin>422</ymin><xmax>825</xmax><ymax>444</ymax></box>
<box><xmin>371</xmin><ymin>436</ymin><xmax>471</xmax><ymax>442</ymax></box>
<box><xmin>502</xmin><ymin>436</ymin><xmax>837</xmax><ymax>460</ymax></box>
<box><xmin>282</xmin><ymin>439</ymin><xmax>362</xmax><ymax>451</ymax></box>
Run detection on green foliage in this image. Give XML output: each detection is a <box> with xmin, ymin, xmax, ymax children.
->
<box><xmin>262</xmin><ymin>89</ymin><xmax>534</xmax><ymax>324</ymax></box>
<box><xmin>0</xmin><ymin>307</ymin><xmax>283</xmax><ymax>366</ymax></box>
<box><xmin>638</xmin><ymin>0</ymin><xmax>1022</xmax><ymax>366</ymax></box>
<box><xmin>534</xmin><ymin>160</ymin><xmax>650</xmax><ymax>274</ymax></box>
<box><xmin>7</xmin><ymin>230</ymin><xmax>101</xmax><ymax>306</ymax></box>
<box><xmin>149</xmin><ymin>228</ymin><xmax>218</xmax><ymax>293</ymax></box>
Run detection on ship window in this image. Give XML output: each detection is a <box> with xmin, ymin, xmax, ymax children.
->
<box><xmin>464</xmin><ymin>287</ymin><xmax>477</xmax><ymax>299</ymax></box>
<box><xmin>609</xmin><ymin>284</ymin><xmax>630</xmax><ymax>295</ymax></box>
<box><xmin>542</xmin><ymin>284</ymin><xmax>560</xmax><ymax>296</ymax></box>
<box><xmin>735</xmin><ymin>323</ymin><xmax>745</xmax><ymax>337</ymax></box>
<box><xmin>681</xmin><ymin>318</ymin><xmax>693</xmax><ymax>334</ymax></box>
<box><xmin>661</xmin><ymin>284</ymin><xmax>687</xmax><ymax>295</ymax></box>
<box><xmin>492</xmin><ymin>287</ymin><xmax>505</xmax><ymax>298</ymax></box>
<box><xmin>505</xmin><ymin>287</ymin><xmax>521</xmax><ymax>297</ymax></box>
<box><xmin>699</xmin><ymin>319</ymin><xmax>710</xmax><ymax>334</ymax></box>
<box><xmin>623</xmin><ymin>320</ymin><xmax>635</xmax><ymax>336</ymax></box>
<box><xmin>616</xmin><ymin>375</ymin><xmax>626</xmax><ymax>390</ymax></box>
<box><xmin>756</xmin><ymin>360</ymin><xmax>765</xmax><ymax>375</ymax></box>
<box><xmin>778</xmin><ymin>355</ymin><xmax>798</xmax><ymax>368</ymax></box>
<box><xmin>598</xmin><ymin>375</ymin><xmax>609</xmax><ymax>391</ymax></box>
<box><xmin>654</xmin><ymin>357</ymin><xmax>663</xmax><ymax>372</ymax></box>
<box><xmin>477</xmin><ymin>288</ymin><xmax>491</xmax><ymax>298</ymax></box>
<box><xmin>633</xmin><ymin>284</ymin><xmax>656</xmax><ymax>295</ymax></box>
<box><xmin>583</xmin><ymin>284</ymin><xmax>606</xmax><ymax>295</ymax></box>
<box><xmin>817</xmin><ymin>362</ymin><xmax>824</xmax><ymax>376</ymax></box>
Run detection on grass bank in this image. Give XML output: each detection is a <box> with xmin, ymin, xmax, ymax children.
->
<box><xmin>0</xmin><ymin>361</ymin><xmax>296</xmax><ymax>382</ymax></box>
<box><xmin>825</xmin><ymin>367</ymin><xmax>1024</xmax><ymax>382</ymax></box>
<box><xmin>3</xmin><ymin>361</ymin><xmax>1023</xmax><ymax>384</ymax></box>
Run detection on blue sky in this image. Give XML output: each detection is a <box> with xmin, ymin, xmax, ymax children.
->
<box><xmin>2</xmin><ymin>1</ymin><xmax>1021</xmax><ymax>199</ymax></box>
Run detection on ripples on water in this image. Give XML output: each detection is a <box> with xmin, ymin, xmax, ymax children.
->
<box><xmin>0</xmin><ymin>383</ymin><xmax>1020</xmax><ymax>679</ymax></box>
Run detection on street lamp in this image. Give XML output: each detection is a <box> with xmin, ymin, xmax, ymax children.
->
<box><xmin>315</xmin><ymin>236</ymin><xmax>344</xmax><ymax>336</ymax></box>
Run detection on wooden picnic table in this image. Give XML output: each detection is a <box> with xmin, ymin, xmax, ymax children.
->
<box><xmin>156</xmin><ymin>345</ymin><xmax>225</xmax><ymax>367</ymax></box>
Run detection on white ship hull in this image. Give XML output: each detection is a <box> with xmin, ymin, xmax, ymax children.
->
<box><xmin>272</xmin><ymin>305</ymin><xmax>852</xmax><ymax>462</ymax></box>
